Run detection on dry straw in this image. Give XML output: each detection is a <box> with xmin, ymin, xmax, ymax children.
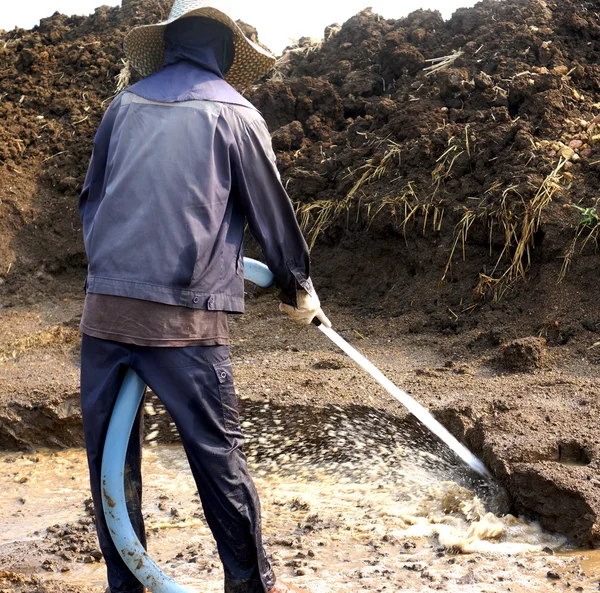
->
<box><xmin>297</xmin><ymin>134</ymin><xmax>569</xmax><ymax>301</ymax></box>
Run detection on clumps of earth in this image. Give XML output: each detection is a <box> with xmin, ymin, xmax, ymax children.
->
<box><xmin>43</xmin><ymin>518</ymin><xmax>102</xmax><ymax>567</ymax></box>
<box><xmin>0</xmin><ymin>571</ymin><xmax>82</xmax><ymax>593</ymax></box>
<box><xmin>248</xmin><ymin>0</ymin><xmax>600</xmax><ymax>304</ymax></box>
<box><xmin>496</xmin><ymin>336</ymin><xmax>547</xmax><ymax>372</ymax></box>
<box><xmin>2</xmin><ymin>0</ymin><xmax>600</xmax><ymax>319</ymax></box>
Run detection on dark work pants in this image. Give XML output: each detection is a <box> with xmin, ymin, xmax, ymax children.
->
<box><xmin>80</xmin><ymin>334</ymin><xmax>275</xmax><ymax>593</ymax></box>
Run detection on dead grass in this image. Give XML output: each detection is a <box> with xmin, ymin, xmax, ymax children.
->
<box><xmin>269</xmin><ymin>42</ymin><xmax>323</xmax><ymax>82</ymax></box>
<box><xmin>432</xmin><ymin>139</ymin><xmax>464</xmax><ymax>198</ymax></box>
<box><xmin>444</xmin><ymin>160</ymin><xmax>567</xmax><ymax>297</ymax></box>
<box><xmin>442</xmin><ymin>208</ymin><xmax>476</xmax><ymax>283</ymax></box>
<box><xmin>423</xmin><ymin>50</ymin><xmax>465</xmax><ymax>76</ymax></box>
<box><xmin>115</xmin><ymin>60</ymin><xmax>132</xmax><ymax>94</ymax></box>
<box><xmin>559</xmin><ymin>199</ymin><xmax>600</xmax><ymax>281</ymax></box>
<box><xmin>100</xmin><ymin>60</ymin><xmax>131</xmax><ymax>106</ymax></box>
<box><xmin>296</xmin><ymin>137</ymin><xmax>569</xmax><ymax>301</ymax></box>
<box><xmin>472</xmin><ymin>159</ymin><xmax>567</xmax><ymax>298</ymax></box>
<box><xmin>297</xmin><ymin>195</ymin><xmax>351</xmax><ymax>250</ymax></box>
<box><xmin>296</xmin><ymin>139</ymin><xmax>451</xmax><ymax>249</ymax></box>
<box><xmin>0</xmin><ymin>326</ymin><xmax>79</xmax><ymax>361</ymax></box>
<box><xmin>296</xmin><ymin>140</ymin><xmax>402</xmax><ymax>249</ymax></box>
<box><xmin>369</xmin><ymin>182</ymin><xmax>445</xmax><ymax>243</ymax></box>
<box><xmin>501</xmin><ymin>158</ymin><xmax>567</xmax><ymax>282</ymax></box>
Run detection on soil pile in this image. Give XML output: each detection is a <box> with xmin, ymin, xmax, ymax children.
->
<box><xmin>0</xmin><ymin>1</ymin><xmax>167</xmax><ymax>302</ymax></box>
<box><xmin>1</xmin><ymin>0</ymin><xmax>600</xmax><ymax>313</ymax></box>
<box><xmin>0</xmin><ymin>0</ymin><xmax>256</xmax><ymax>302</ymax></box>
<box><xmin>247</xmin><ymin>0</ymin><xmax>600</xmax><ymax>313</ymax></box>
<box><xmin>495</xmin><ymin>336</ymin><xmax>547</xmax><ymax>371</ymax></box>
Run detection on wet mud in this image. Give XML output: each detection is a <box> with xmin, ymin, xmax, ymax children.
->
<box><xmin>1</xmin><ymin>420</ymin><xmax>597</xmax><ymax>593</ymax></box>
<box><xmin>2</xmin><ymin>295</ymin><xmax>600</xmax><ymax>593</ymax></box>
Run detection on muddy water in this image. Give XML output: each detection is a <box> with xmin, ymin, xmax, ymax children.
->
<box><xmin>1</xmin><ymin>404</ymin><xmax>597</xmax><ymax>592</ymax></box>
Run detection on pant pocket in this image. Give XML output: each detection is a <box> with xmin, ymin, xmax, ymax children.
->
<box><xmin>212</xmin><ymin>359</ymin><xmax>240</xmax><ymax>432</ymax></box>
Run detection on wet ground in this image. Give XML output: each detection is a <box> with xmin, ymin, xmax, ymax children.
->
<box><xmin>1</xmin><ymin>403</ymin><xmax>599</xmax><ymax>592</ymax></box>
<box><xmin>2</xmin><ymin>293</ymin><xmax>600</xmax><ymax>592</ymax></box>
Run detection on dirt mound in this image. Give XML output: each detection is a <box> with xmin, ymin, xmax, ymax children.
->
<box><xmin>248</xmin><ymin>1</ymin><xmax>600</xmax><ymax>303</ymax></box>
<box><xmin>0</xmin><ymin>571</ymin><xmax>83</xmax><ymax>593</ymax></box>
<box><xmin>495</xmin><ymin>336</ymin><xmax>547</xmax><ymax>371</ymax></box>
<box><xmin>0</xmin><ymin>0</ymin><xmax>598</xmax><ymax>311</ymax></box>
<box><xmin>0</xmin><ymin>2</ymin><xmax>153</xmax><ymax>302</ymax></box>
<box><xmin>0</xmin><ymin>0</ymin><xmax>598</xmax><ymax>304</ymax></box>
<box><xmin>0</xmin><ymin>0</ymin><xmax>256</xmax><ymax>302</ymax></box>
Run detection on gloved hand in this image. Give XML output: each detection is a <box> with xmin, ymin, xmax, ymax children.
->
<box><xmin>279</xmin><ymin>289</ymin><xmax>332</xmax><ymax>328</ymax></box>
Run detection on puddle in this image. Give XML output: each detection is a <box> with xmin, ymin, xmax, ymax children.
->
<box><xmin>574</xmin><ymin>550</ymin><xmax>600</xmax><ymax>576</ymax></box>
<box><xmin>1</xmin><ymin>403</ymin><xmax>598</xmax><ymax>592</ymax></box>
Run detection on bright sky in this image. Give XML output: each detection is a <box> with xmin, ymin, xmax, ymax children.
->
<box><xmin>1</xmin><ymin>1</ymin><xmax>479</xmax><ymax>53</ymax></box>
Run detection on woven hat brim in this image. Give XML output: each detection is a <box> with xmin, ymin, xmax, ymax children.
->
<box><xmin>123</xmin><ymin>7</ymin><xmax>275</xmax><ymax>87</ymax></box>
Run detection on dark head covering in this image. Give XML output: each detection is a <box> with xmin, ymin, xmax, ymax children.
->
<box><xmin>126</xmin><ymin>15</ymin><xmax>253</xmax><ymax>108</ymax></box>
<box><xmin>163</xmin><ymin>16</ymin><xmax>235</xmax><ymax>78</ymax></box>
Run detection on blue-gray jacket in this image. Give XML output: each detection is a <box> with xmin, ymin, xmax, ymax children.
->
<box><xmin>79</xmin><ymin>38</ymin><xmax>313</xmax><ymax>313</ymax></box>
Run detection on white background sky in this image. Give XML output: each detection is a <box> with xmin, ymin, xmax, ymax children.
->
<box><xmin>1</xmin><ymin>1</ymin><xmax>478</xmax><ymax>53</ymax></box>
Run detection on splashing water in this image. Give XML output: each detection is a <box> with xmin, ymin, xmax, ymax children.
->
<box><xmin>2</xmin><ymin>400</ymin><xmax>593</xmax><ymax>593</ymax></box>
<box><xmin>317</xmin><ymin>324</ymin><xmax>490</xmax><ymax>477</ymax></box>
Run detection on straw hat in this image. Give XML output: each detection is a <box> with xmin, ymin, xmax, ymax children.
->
<box><xmin>123</xmin><ymin>0</ymin><xmax>276</xmax><ymax>87</ymax></box>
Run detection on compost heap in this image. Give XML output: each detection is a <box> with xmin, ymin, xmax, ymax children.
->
<box><xmin>2</xmin><ymin>0</ymin><xmax>600</xmax><ymax>321</ymax></box>
<box><xmin>0</xmin><ymin>0</ymin><xmax>600</xmax><ymax>322</ymax></box>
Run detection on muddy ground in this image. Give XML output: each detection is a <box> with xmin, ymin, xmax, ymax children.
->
<box><xmin>0</xmin><ymin>441</ymin><xmax>595</xmax><ymax>593</ymax></box>
<box><xmin>1</xmin><ymin>285</ymin><xmax>600</xmax><ymax>592</ymax></box>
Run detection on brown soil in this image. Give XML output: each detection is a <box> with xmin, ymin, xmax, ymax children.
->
<box><xmin>0</xmin><ymin>571</ymin><xmax>86</xmax><ymax>593</ymax></box>
<box><xmin>2</xmin><ymin>0</ymin><xmax>600</xmax><ymax>590</ymax></box>
<box><xmin>495</xmin><ymin>336</ymin><xmax>547</xmax><ymax>371</ymax></box>
<box><xmin>2</xmin><ymin>295</ymin><xmax>600</xmax><ymax>547</ymax></box>
<box><xmin>2</xmin><ymin>0</ymin><xmax>600</xmax><ymax>309</ymax></box>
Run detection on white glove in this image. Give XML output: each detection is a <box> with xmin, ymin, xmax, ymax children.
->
<box><xmin>279</xmin><ymin>289</ymin><xmax>332</xmax><ymax>328</ymax></box>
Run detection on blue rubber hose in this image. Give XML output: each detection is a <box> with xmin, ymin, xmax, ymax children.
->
<box><xmin>100</xmin><ymin>258</ymin><xmax>274</xmax><ymax>593</ymax></box>
<box><xmin>241</xmin><ymin>258</ymin><xmax>275</xmax><ymax>288</ymax></box>
<box><xmin>101</xmin><ymin>368</ymin><xmax>185</xmax><ymax>592</ymax></box>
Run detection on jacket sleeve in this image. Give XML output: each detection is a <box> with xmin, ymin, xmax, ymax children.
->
<box><xmin>234</xmin><ymin>117</ymin><xmax>315</xmax><ymax>305</ymax></box>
